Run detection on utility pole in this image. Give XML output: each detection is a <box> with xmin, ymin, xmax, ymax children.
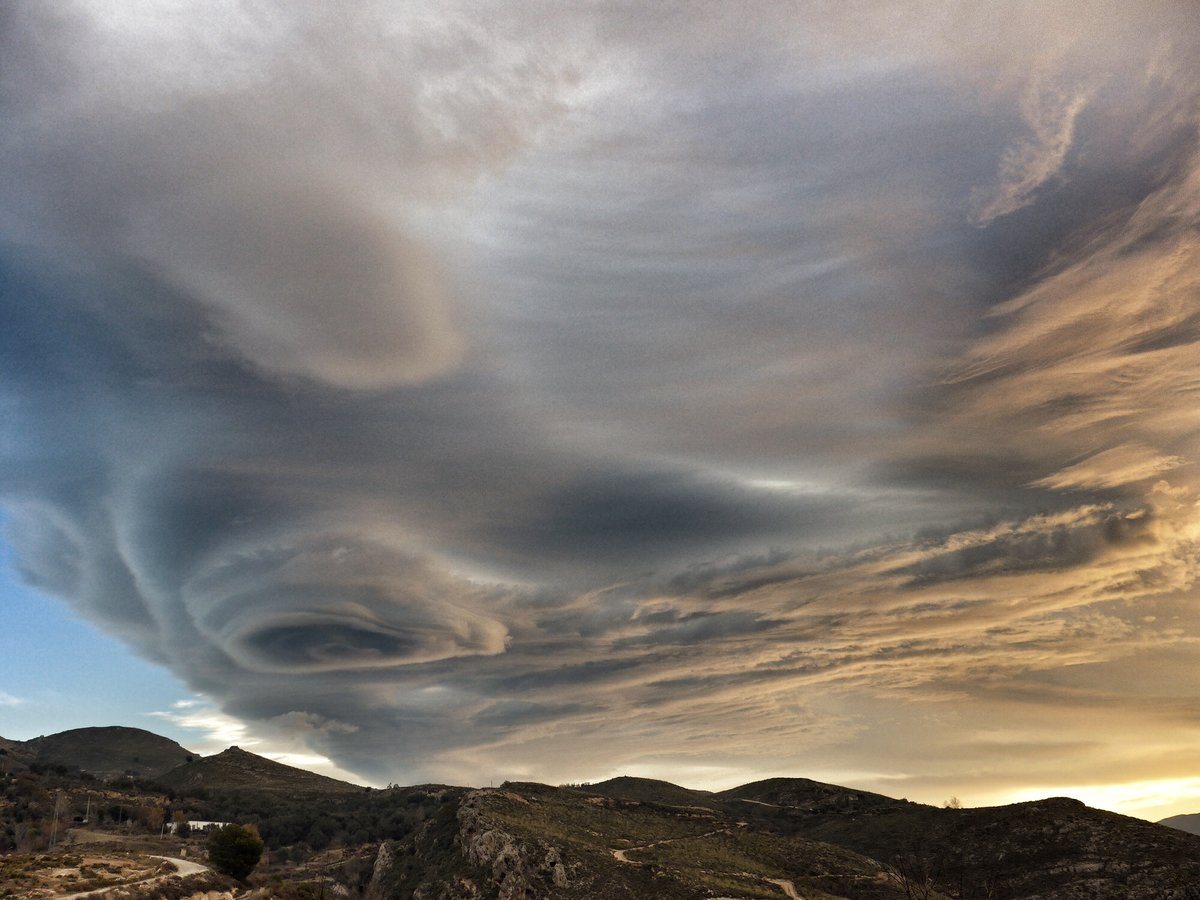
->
<box><xmin>49</xmin><ymin>790</ymin><xmax>62</xmax><ymax>849</ymax></box>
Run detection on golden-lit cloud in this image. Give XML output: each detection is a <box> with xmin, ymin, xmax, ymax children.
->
<box><xmin>1</xmin><ymin>0</ymin><xmax>1199</xmax><ymax>820</ymax></box>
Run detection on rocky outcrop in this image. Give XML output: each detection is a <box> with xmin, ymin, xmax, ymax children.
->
<box><xmin>457</xmin><ymin>790</ymin><xmax>568</xmax><ymax>899</ymax></box>
<box><xmin>367</xmin><ymin>839</ymin><xmax>398</xmax><ymax>898</ymax></box>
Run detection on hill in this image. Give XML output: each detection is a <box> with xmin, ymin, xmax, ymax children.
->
<box><xmin>158</xmin><ymin>745</ymin><xmax>364</xmax><ymax>796</ymax></box>
<box><xmin>1160</xmin><ymin>811</ymin><xmax>1200</xmax><ymax>836</ymax></box>
<box><xmin>5</xmin><ymin>724</ymin><xmax>1200</xmax><ymax>897</ymax></box>
<box><xmin>22</xmin><ymin>726</ymin><xmax>196</xmax><ymax>779</ymax></box>
<box><xmin>723</xmin><ymin>789</ymin><xmax>1200</xmax><ymax>898</ymax></box>
<box><xmin>0</xmin><ymin>734</ymin><xmax>34</xmax><ymax>780</ymax></box>
<box><xmin>364</xmin><ymin>778</ymin><xmax>1200</xmax><ymax>899</ymax></box>
<box><xmin>370</xmin><ymin>780</ymin><xmax>925</xmax><ymax>899</ymax></box>
<box><xmin>718</xmin><ymin>776</ymin><xmax>909</xmax><ymax>816</ymax></box>
<box><xmin>583</xmin><ymin>775</ymin><xmax>720</xmax><ymax>809</ymax></box>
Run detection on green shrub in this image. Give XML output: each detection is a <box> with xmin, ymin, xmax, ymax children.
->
<box><xmin>207</xmin><ymin>823</ymin><xmax>265</xmax><ymax>880</ymax></box>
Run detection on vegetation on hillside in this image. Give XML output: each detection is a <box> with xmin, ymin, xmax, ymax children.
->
<box><xmin>5</xmin><ymin>727</ymin><xmax>1200</xmax><ymax>898</ymax></box>
<box><xmin>207</xmin><ymin>822</ymin><xmax>266</xmax><ymax>880</ymax></box>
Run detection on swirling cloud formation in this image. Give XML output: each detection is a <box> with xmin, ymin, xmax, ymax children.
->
<box><xmin>2</xmin><ymin>1</ymin><xmax>1199</xmax><ymax>810</ymax></box>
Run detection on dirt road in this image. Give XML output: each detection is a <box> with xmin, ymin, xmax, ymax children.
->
<box><xmin>58</xmin><ymin>855</ymin><xmax>210</xmax><ymax>899</ymax></box>
<box><xmin>610</xmin><ymin>828</ymin><xmax>726</xmax><ymax>863</ymax></box>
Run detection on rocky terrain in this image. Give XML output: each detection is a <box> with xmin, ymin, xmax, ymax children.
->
<box><xmin>5</xmin><ymin>726</ymin><xmax>1200</xmax><ymax>898</ymax></box>
<box><xmin>365</xmin><ymin>779</ymin><xmax>1200</xmax><ymax>899</ymax></box>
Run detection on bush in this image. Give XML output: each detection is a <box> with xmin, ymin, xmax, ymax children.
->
<box><xmin>207</xmin><ymin>823</ymin><xmax>265</xmax><ymax>881</ymax></box>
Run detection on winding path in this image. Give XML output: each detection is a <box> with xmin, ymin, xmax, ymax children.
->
<box><xmin>610</xmin><ymin>828</ymin><xmax>726</xmax><ymax>863</ymax></box>
<box><xmin>735</xmin><ymin>798</ymin><xmax>785</xmax><ymax>808</ymax></box>
<box><xmin>611</xmin><ymin>831</ymin><xmax>802</xmax><ymax>898</ymax></box>
<box><xmin>58</xmin><ymin>855</ymin><xmax>210</xmax><ymax>899</ymax></box>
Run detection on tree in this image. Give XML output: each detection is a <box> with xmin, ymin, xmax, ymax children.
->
<box><xmin>207</xmin><ymin>823</ymin><xmax>265</xmax><ymax>880</ymax></box>
<box><xmin>172</xmin><ymin>811</ymin><xmax>191</xmax><ymax>839</ymax></box>
<box><xmin>307</xmin><ymin>822</ymin><xmax>330</xmax><ymax>851</ymax></box>
<box><xmin>141</xmin><ymin>806</ymin><xmax>165</xmax><ymax>832</ymax></box>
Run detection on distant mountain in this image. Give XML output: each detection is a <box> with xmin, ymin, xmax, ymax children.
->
<box><xmin>158</xmin><ymin>745</ymin><xmax>364</xmax><ymax>796</ymax></box>
<box><xmin>22</xmin><ymin>725</ymin><xmax>196</xmax><ymax>779</ymax></box>
<box><xmin>1160</xmin><ymin>812</ymin><xmax>1200</xmax><ymax>836</ymax></box>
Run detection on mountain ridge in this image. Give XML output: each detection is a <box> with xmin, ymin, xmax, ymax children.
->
<box><xmin>6</xmin><ymin>724</ymin><xmax>1200</xmax><ymax>897</ymax></box>
<box><xmin>1159</xmin><ymin>811</ymin><xmax>1200</xmax><ymax>836</ymax></box>
<box><xmin>156</xmin><ymin>744</ymin><xmax>365</xmax><ymax>796</ymax></box>
<box><xmin>16</xmin><ymin>725</ymin><xmax>197</xmax><ymax>780</ymax></box>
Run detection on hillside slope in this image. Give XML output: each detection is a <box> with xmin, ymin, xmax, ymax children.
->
<box><xmin>1160</xmin><ymin>811</ymin><xmax>1200</xmax><ymax>836</ymax></box>
<box><xmin>369</xmin><ymin>780</ymin><xmax>925</xmax><ymax>899</ymax></box>
<box><xmin>6</xmin><ymin>724</ymin><xmax>1200</xmax><ymax>899</ymax></box>
<box><xmin>719</xmin><ymin>776</ymin><xmax>910</xmax><ymax>816</ymax></box>
<box><xmin>158</xmin><ymin>745</ymin><xmax>364</xmax><ymax>796</ymax></box>
<box><xmin>0</xmin><ymin>735</ymin><xmax>34</xmax><ymax>781</ymax></box>
<box><xmin>22</xmin><ymin>726</ymin><xmax>196</xmax><ymax>779</ymax></box>
<box><xmin>584</xmin><ymin>775</ymin><xmax>720</xmax><ymax>809</ymax></box>
<box><xmin>726</xmin><ymin>788</ymin><xmax>1200</xmax><ymax>899</ymax></box>
<box><xmin>366</xmin><ymin>779</ymin><xmax>1200</xmax><ymax>899</ymax></box>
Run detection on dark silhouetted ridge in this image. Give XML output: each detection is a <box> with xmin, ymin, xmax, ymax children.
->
<box><xmin>718</xmin><ymin>776</ymin><xmax>907</xmax><ymax>813</ymax></box>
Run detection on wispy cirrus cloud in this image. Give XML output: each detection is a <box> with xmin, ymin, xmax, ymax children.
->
<box><xmin>969</xmin><ymin>83</ymin><xmax>1092</xmax><ymax>225</ymax></box>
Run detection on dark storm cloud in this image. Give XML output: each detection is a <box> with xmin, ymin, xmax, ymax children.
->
<box><xmin>2</xmin><ymin>0</ymin><xmax>1200</xmax><ymax>803</ymax></box>
<box><xmin>484</xmin><ymin>468</ymin><xmax>846</xmax><ymax>568</ymax></box>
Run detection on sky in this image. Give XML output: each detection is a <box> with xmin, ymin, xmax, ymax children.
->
<box><xmin>1</xmin><ymin>0</ymin><xmax>1200</xmax><ymax>822</ymax></box>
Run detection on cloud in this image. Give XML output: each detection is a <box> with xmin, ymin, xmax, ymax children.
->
<box><xmin>0</xmin><ymin>691</ymin><xmax>25</xmax><ymax>707</ymax></box>
<box><xmin>148</xmin><ymin>704</ymin><xmax>252</xmax><ymax>751</ymax></box>
<box><xmin>1</xmin><ymin>0</ymin><xmax>1199</xmax><ymax>812</ymax></box>
<box><xmin>1032</xmin><ymin>443</ymin><xmax>1187</xmax><ymax>491</ymax></box>
<box><xmin>0</xmin><ymin>2</ymin><xmax>580</xmax><ymax>390</ymax></box>
<box><xmin>122</xmin><ymin>175</ymin><xmax>465</xmax><ymax>389</ymax></box>
<box><xmin>147</xmin><ymin>700</ymin><xmax>366</xmax><ymax>782</ymax></box>
<box><xmin>970</xmin><ymin>84</ymin><xmax>1091</xmax><ymax>225</ymax></box>
<box><xmin>183</xmin><ymin>533</ymin><xmax>511</xmax><ymax>673</ymax></box>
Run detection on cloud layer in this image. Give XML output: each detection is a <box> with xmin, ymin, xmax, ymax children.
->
<box><xmin>2</xmin><ymin>0</ymin><xmax>1199</xmax><ymax>810</ymax></box>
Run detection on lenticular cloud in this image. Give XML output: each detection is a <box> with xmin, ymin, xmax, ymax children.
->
<box><xmin>1</xmin><ymin>0</ymin><xmax>1200</xmax><ymax>800</ymax></box>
